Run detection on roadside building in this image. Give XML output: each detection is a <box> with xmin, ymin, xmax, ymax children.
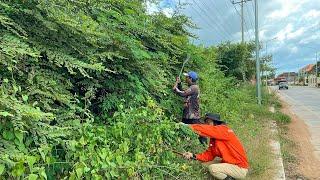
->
<box><xmin>307</xmin><ymin>63</ymin><xmax>320</xmax><ymax>87</ymax></box>
<box><xmin>298</xmin><ymin>64</ymin><xmax>314</xmax><ymax>86</ymax></box>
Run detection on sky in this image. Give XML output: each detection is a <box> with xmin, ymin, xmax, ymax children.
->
<box><xmin>147</xmin><ymin>0</ymin><xmax>320</xmax><ymax>74</ymax></box>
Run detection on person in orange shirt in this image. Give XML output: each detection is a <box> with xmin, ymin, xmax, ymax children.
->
<box><xmin>182</xmin><ymin>113</ymin><xmax>249</xmax><ymax>180</ymax></box>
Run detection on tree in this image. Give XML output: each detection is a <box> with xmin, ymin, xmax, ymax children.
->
<box><xmin>216</xmin><ymin>42</ymin><xmax>256</xmax><ymax>81</ymax></box>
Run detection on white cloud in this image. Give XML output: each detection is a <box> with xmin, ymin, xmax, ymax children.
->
<box><xmin>275</xmin><ymin>23</ymin><xmax>293</xmax><ymax>41</ymax></box>
<box><xmin>146</xmin><ymin>1</ymin><xmax>159</xmax><ymax>15</ymax></box>
<box><xmin>162</xmin><ymin>8</ymin><xmax>174</xmax><ymax>17</ymax></box>
<box><xmin>299</xmin><ymin>31</ymin><xmax>320</xmax><ymax>44</ymax></box>
<box><xmin>289</xmin><ymin>46</ymin><xmax>298</xmax><ymax>53</ymax></box>
<box><xmin>287</xmin><ymin>27</ymin><xmax>306</xmax><ymax>40</ymax></box>
<box><xmin>303</xmin><ymin>9</ymin><xmax>320</xmax><ymax>19</ymax></box>
<box><xmin>259</xmin><ymin>29</ymin><xmax>267</xmax><ymax>40</ymax></box>
<box><xmin>267</xmin><ymin>0</ymin><xmax>306</xmax><ymax>19</ymax></box>
<box><xmin>146</xmin><ymin>1</ymin><xmax>175</xmax><ymax>17</ymax></box>
<box><xmin>274</xmin><ymin>25</ymin><xmax>306</xmax><ymax>42</ymax></box>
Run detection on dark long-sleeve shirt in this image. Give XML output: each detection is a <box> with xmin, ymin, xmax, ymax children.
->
<box><xmin>174</xmin><ymin>83</ymin><xmax>200</xmax><ymax>119</ymax></box>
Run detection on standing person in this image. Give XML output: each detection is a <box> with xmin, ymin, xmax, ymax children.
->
<box><xmin>182</xmin><ymin>113</ymin><xmax>249</xmax><ymax>180</ymax></box>
<box><xmin>173</xmin><ymin>71</ymin><xmax>206</xmax><ymax>144</ymax></box>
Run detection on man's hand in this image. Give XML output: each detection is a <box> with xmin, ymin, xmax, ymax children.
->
<box><xmin>173</xmin><ymin>77</ymin><xmax>181</xmax><ymax>91</ymax></box>
<box><xmin>183</xmin><ymin>152</ymin><xmax>193</xmax><ymax>160</ymax></box>
<box><xmin>176</xmin><ymin>77</ymin><xmax>181</xmax><ymax>83</ymax></box>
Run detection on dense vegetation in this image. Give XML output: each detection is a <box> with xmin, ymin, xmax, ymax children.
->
<box><xmin>1</xmin><ymin>1</ymin><xmax>276</xmax><ymax>179</ymax></box>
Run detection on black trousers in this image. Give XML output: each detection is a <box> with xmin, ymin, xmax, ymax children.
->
<box><xmin>182</xmin><ymin>118</ymin><xmax>207</xmax><ymax>145</ymax></box>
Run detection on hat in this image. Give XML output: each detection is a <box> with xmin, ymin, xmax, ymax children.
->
<box><xmin>183</xmin><ymin>71</ymin><xmax>198</xmax><ymax>81</ymax></box>
<box><xmin>204</xmin><ymin>113</ymin><xmax>224</xmax><ymax>123</ymax></box>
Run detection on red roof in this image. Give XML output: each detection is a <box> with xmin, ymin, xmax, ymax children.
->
<box><xmin>300</xmin><ymin>64</ymin><xmax>315</xmax><ymax>73</ymax></box>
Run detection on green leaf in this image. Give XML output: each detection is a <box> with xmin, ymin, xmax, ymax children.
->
<box><xmin>28</xmin><ymin>174</ymin><xmax>38</xmax><ymax>180</ymax></box>
<box><xmin>0</xmin><ymin>111</ymin><xmax>14</xmax><ymax>117</ymax></box>
<box><xmin>115</xmin><ymin>155</ymin><xmax>122</xmax><ymax>164</ymax></box>
<box><xmin>11</xmin><ymin>162</ymin><xmax>25</xmax><ymax>177</ymax></box>
<box><xmin>69</xmin><ymin>140</ymin><xmax>78</xmax><ymax>151</ymax></box>
<box><xmin>79</xmin><ymin>136</ymin><xmax>86</xmax><ymax>146</ymax></box>
<box><xmin>22</xmin><ymin>95</ymin><xmax>29</xmax><ymax>102</ymax></box>
<box><xmin>0</xmin><ymin>164</ymin><xmax>5</xmax><ymax>175</ymax></box>
<box><xmin>3</xmin><ymin>130</ymin><xmax>14</xmax><ymax>140</ymax></box>
<box><xmin>26</xmin><ymin>156</ymin><xmax>37</xmax><ymax>170</ymax></box>
<box><xmin>38</xmin><ymin>147</ymin><xmax>47</xmax><ymax>162</ymax></box>
<box><xmin>40</xmin><ymin>168</ymin><xmax>47</xmax><ymax>180</ymax></box>
<box><xmin>76</xmin><ymin>167</ymin><xmax>83</xmax><ymax>178</ymax></box>
<box><xmin>15</xmin><ymin>131</ymin><xmax>23</xmax><ymax>143</ymax></box>
<box><xmin>32</xmin><ymin>101</ymin><xmax>38</xmax><ymax>106</ymax></box>
<box><xmin>110</xmin><ymin>170</ymin><xmax>118</xmax><ymax>177</ymax></box>
<box><xmin>13</xmin><ymin>84</ymin><xmax>18</xmax><ymax>93</ymax></box>
<box><xmin>3</xmin><ymin>78</ymin><xmax>8</xmax><ymax>83</ymax></box>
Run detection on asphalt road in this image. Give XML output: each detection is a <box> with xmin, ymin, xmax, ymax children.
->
<box><xmin>274</xmin><ymin>85</ymin><xmax>320</xmax><ymax>160</ymax></box>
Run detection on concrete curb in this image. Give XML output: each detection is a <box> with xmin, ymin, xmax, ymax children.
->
<box><xmin>268</xmin><ymin>87</ymin><xmax>286</xmax><ymax>180</ymax></box>
<box><xmin>270</xmin><ymin>121</ymin><xmax>286</xmax><ymax>180</ymax></box>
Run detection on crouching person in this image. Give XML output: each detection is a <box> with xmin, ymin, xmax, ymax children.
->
<box><xmin>182</xmin><ymin>113</ymin><xmax>249</xmax><ymax>180</ymax></box>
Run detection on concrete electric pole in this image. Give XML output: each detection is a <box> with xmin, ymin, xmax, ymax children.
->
<box><xmin>316</xmin><ymin>53</ymin><xmax>318</xmax><ymax>87</ymax></box>
<box><xmin>232</xmin><ymin>0</ymin><xmax>252</xmax><ymax>81</ymax></box>
<box><xmin>232</xmin><ymin>0</ymin><xmax>252</xmax><ymax>43</ymax></box>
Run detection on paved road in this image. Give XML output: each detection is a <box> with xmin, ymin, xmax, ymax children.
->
<box><xmin>274</xmin><ymin>85</ymin><xmax>320</xmax><ymax>160</ymax></box>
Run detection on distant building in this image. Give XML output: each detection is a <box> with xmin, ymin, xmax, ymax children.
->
<box><xmin>275</xmin><ymin>72</ymin><xmax>297</xmax><ymax>84</ymax></box>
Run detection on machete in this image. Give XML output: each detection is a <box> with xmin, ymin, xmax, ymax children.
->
<box><xmin>178</xmin><ymin>54</ymin><xmax>191</xmax><ymax>79</ymax></box>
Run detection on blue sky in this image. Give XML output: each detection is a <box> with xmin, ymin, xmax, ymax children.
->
<box><xmin>148</xmin><ymin>0</ymin><xmax>320</xmax><ymax>74</ymax></box>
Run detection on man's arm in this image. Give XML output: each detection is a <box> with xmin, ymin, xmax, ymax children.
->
<box><xmin>174</xmin><ymin>86</ymin><xmax>194</xmax><ymax>97</ymax></box>
<box><xmin>190</xmin><ymin>124</ymin><xmax>230</xmax><ymax>140</ymax></box>
<box><xmin>183</xmin><ymin>149</ymin><xmax>215</xmax><ymax>162</ymax></box>
<box><xmin>195</xmin><ymin>148</ymin><xmax>216</xmax><ymax>162</ymax></box>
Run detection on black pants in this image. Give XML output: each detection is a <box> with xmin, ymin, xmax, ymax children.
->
<box><xmin>182</xmin><ymin>118</ymin><xmax>207</xmax><ymax>145</ymax></box>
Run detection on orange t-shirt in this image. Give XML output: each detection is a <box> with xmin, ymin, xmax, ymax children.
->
<box><xmin>190</xmin><ymin>124</ymin><xmax>249</xmax><ymax>169</ymax></box>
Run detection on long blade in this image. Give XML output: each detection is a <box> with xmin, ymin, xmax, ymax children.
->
<box><xmin>179</xmin><ymin>54</ymin><xmax>191</xmax><ymax>79</ymax></box>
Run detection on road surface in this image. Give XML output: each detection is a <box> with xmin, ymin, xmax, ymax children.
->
<box><xmin>274</xmin><ymin>85</ymin><xmax>320</xmax><ymax>160</ymax></box>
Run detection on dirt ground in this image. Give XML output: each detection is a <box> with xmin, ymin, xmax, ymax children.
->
<box><xmin>280</xmin><ymin>101</ymin><xmax>320</xmax><ymax>180</ymax></box>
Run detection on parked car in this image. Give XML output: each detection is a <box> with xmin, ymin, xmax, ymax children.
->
<box><xmin>279</xmin><ymin>82</ymin><xmax>288</xmax><ymax>90</ymax></box>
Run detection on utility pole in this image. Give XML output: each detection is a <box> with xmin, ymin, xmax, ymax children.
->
<box><xmin>232</xmin><ymin>0</ymin><xmax>252</xmax><ymax>43</ymax></box>
<box><xmin>241</xmin><ymin>1</ymin><xmax>244</xmax><ymax>43</ymax></box>
<box><xmin>316</xmin><ymin>53</ymin><xmax>318</xmax><ymax>87</ymax></box>
<box><xmin>254</xmin><ymin>0</ymin><xmax>261</xmax><ymax>105</ymax></box>
<box><xmin>232</xmin><ymin>0</ymin><xmax>252</xmax><ymax>81</ymax></box>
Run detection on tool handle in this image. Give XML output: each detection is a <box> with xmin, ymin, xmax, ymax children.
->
<box><xmin>172</xmin><ymin>150</ymin><xmax>196</xmax><ymax>160</ymax></box>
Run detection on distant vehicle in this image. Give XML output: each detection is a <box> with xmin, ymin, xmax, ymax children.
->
<box><xmin>279</xmin><ymin>82</ymin><xmax>288</xmax><ymax>90</ymax></box>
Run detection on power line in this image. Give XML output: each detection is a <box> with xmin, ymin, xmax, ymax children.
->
<box><xmin>187</xmin><ymin>4</ymin><xmax>230</xmax><ymax>42</ymax></box>
<box><xmin>230</xmin><ymin>0</ymin><xmax>251</xmax><ymax>42</ymax></box>
<box><xmin>189</xmin><ymin>6</ymin><xmax>229</xmax><ymax>42</ymax></box>
<box><xmin>245</xmin><ymin>3</ymin><xmax>255</xmax><ymax>40</ymax></box>
<box><xmin>233</xmin><ymin>1</ymin><xmax>248</xmax><ymax>41</ymax></box>
<box><xmin>201</xmin><ymin>0</ymin><xmax>236</xmax><ymax>40</ymax></box>
<box><xmin>192</xmin><ymin>0</ymin><xmax>234</xmax><ymax>40</ymax></box>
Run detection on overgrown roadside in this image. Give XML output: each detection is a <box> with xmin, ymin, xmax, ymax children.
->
<box><xmin>0</xmin><ymin>1</ymin><xmax>280</xmax><ymax>179</ymax></box>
